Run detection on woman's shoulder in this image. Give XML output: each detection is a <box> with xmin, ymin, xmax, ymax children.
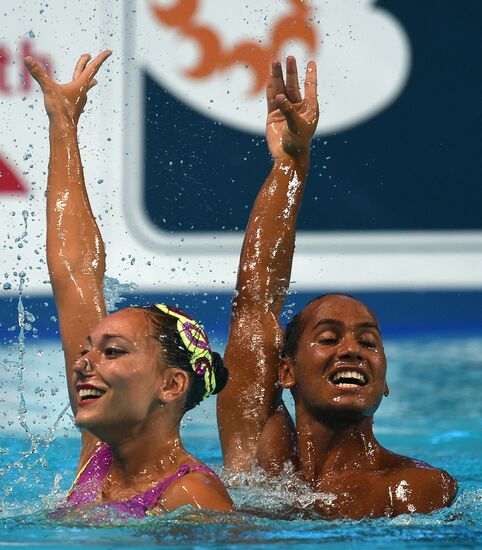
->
<box><xmin>157</xmin><ymin>459</ymin><xmax>233</xmax><ymax>513</ymax></box>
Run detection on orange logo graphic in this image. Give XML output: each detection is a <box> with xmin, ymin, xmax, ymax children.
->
<box><xmin>150</xmin><ymin>0</ymin><xmax>319</xmax><ymax>95</ymax></box>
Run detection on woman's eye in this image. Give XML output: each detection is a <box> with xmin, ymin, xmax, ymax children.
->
<box><xmin>77</xmin><ymin>349</ymin><xmax>89</xmax><ymax>358</ymax></box>
<box><xmin>105</xmin><ymin>348</ymin><xmax>126</xmax><ymax>357</ymax></box>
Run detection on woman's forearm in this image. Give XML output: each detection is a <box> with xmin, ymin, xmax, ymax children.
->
<box><xmin>46</xmin><ymin>119</ymin><xmax>105</xmax><ymax>296</ymax></box>
<box><xmin>46</xmin><ymin>118</ymin><xmax>106</xmax><ymax>410</ymax></box>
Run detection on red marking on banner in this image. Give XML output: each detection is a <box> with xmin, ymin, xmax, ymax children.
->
<box><xmin>0</xmin><ymin>40</ymin><xmax>52</xmax><ymax>95</ymax></box>
<box><xmin>0</xmin><ymin>45</ymin><xmax>12</xmax><ymax>93</ymax></box>
<box><xmin>20</xmin><ymin>40</ymin><xmax>53</xmax><ymax>92</ymax></box>
<box><xmin>0</xmin><ymin>156</ymin><xmax>27</xmax><ymax>195</ymax></box>
<box><xmin>150</xmin><ymin>0</ymin><xmax>318</xmax><ymax>95</ymax></box>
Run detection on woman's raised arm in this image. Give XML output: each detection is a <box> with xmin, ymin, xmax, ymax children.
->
<box><xmin>218</xmin><ymin>57</ymin><xmax>319</xmax><ymax>471</ymax></box>
<box><xmin>25</xmin><ymin>52</ymin><xmax>111</xmax><ymax>420</ymax></box>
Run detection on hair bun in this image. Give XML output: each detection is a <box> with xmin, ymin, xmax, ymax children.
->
<box><xmin>211</xmin><ymin>351</ymin><xmax>228</xmax><ymax>395</ymax></box>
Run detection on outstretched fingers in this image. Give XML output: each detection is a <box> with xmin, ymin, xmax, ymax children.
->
<box><xmin>266</xmin><ymin>71</ymin><xmax>277</xmax><ymax>114</ymax></box>
<box><xmin>271</xmin><ymin>60</ymin><xmax>287</xmax><ymax>99</ymax></box>
<box><xmin>267</xmin><ymin>60</ymin><xmax>287</xmax><ymax>114</ymax></box>
<box><xmin>73</xmin><ymin>54</ymin><xmax>91</xmax><ymax>80</ymax></box>
<box><xmin>304</xmin><ymin>60</ymin><xmax>317</xmax><ymax>99</ymax></box>
<box><xmin>276</xmin><ymin>94</ymin><xmax>302</xmax><ymax>135</ymax></box>
<box><xmin>84</xmin><ymin>49</ymin><xmax>112</xmax><ymax>82</ymax></box>
<box><xmin>24</xmin><ymin>56</ymin><xmax>51</xmax><ymax>91</ymax></box>
<box><xmin>285</xmin><ymin>56</ymin><xmax>302</xmax><ymax>104</ymax></box>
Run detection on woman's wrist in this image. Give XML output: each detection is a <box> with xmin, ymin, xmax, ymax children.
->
<box><xmin>48</xmin><ymin>115</ymin><xmax>78</xmax><ymax>138</ymax></box>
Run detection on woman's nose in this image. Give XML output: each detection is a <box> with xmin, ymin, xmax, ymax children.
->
<box><xmin>73</xmin><ymin>355</ymin><xmax>95</xmax><ymax>376</ymax></box>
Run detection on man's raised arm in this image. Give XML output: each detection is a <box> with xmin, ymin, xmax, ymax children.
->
<box><xmin>218</xmin><ymin>57</ymin><xmax>319</xmax><ymax>472</ymax></box>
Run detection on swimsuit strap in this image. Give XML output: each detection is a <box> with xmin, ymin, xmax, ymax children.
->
<box><xmin>127</xmin><ymin>463</ymin><xmax>220</xmax><ymax>512</ymax></box>
<box><xmin>66</xmin><ymin>443</ymin><xmax>112</xmax><ymax>506</ymax></box>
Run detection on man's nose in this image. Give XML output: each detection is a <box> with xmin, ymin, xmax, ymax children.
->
<box><xmin>337</xmin><ymin>333</ymin><xmax>363</xmax><ymax>360</ymax></box>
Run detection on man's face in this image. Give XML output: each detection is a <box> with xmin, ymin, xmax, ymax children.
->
<box><xmin>280</xmin><ymin>295</ymin><xmax>388</xmax><ymax>420</ymax></box>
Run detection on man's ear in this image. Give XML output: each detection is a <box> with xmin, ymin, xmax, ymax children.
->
<box><xmin>159</xmin><ymin>368</ymin><xmax>190</xmax><ymax>404</ymax></box>
<box><xmin>384</xmin><ymin>382</ymin><xmax>390</xmax><ymax>397</ymax></box>
<box><xmin>279</xmin><ymin>357</ymin><xmax>296</xmax><ymax>389</ymax></box>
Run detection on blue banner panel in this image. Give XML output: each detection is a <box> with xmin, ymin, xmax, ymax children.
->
<box><xmin>143</xmin><ymin>0</ymin><xmax>482</xmax><ymax>233</ymax></box>
<box><xmin>2</xmin><ymin>291</ymin><xmax>482</xmax><ymax>344</ymax></box>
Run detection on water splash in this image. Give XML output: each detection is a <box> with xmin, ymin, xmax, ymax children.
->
<box><xmin>221</xmin><ymin>462</ymin><xmax>333</xmax><ymax>519</ymax></box>
<box><xmin>103</xmin><ymin>276</ymin><xmax>137</xmax><ymax>313</ymax></box>
<box><xmin>14</xmin><ymin>213</ymin><xmax>32</xmax><ymax>444</ymax></box>
<box><xmin>0</xmin><ymin>209</ymin><xmax>73</xmax><ymax>515</ymax></box>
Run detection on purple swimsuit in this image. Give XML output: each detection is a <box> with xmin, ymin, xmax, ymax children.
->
<box><xmin>65</xmin><ymin>443</ymin><xmax>219</xmax><ymax>518</ymax></box>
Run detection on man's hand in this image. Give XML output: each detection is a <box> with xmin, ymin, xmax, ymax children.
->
<box><xmin>24</xmin><ymin>50</ymin><xmax>111</xmax><ymax>127</ymax></box>
<box><xmin>266</xmin><ymin>56</ymin><xmax>319</xmax><ymax>161</ymax></box>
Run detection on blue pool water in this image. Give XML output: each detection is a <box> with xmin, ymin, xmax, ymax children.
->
<box><xmin>0</xmin><ymin>336</ymin><xmax>481</xmax><ymax>549</ymax></box>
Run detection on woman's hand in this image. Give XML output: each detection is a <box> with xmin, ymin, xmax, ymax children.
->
<box><xmin>24</xmin><ymin>50</ymin><xmax>112</xmax><ymax>127</ymax></box>
<box><xmin>266</xmin><ymin>56</ymin><xmax>319</xmax><ymax>161</ymax></box>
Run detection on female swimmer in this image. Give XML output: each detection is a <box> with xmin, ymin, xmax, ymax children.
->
<box><xmin>24</xmin><ymin>51</ymin><xmax>232</xmax><ymax>517</ymax></box>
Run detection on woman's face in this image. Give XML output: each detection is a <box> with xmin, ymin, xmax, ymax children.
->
<box><xmin>72</xmin><ymin>308</ymin><xmax>167</xmax><ymax>437</ymax></box>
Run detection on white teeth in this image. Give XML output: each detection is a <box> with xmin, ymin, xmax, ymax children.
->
<box><xmin>79</xmin><ymin>388</ymin><xmax>104</xmax><ymax>399</ymax></box>
<box><xmin>332</xmin><ymin>370</ymin><xmax>366</xmax><ymax>384</ymax></box>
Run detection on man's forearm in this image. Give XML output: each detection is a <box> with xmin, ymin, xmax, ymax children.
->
<box><xmin>235</xmin><ymin>154</ymin><xmax>309</xmax><ymax>317</ymax></box>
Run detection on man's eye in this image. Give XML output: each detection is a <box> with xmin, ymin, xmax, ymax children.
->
<box><xmin>360</xmin><ymin>339</ymin><xmax>377</xmax><ymax>349</ymax></box>
<box><xmin>105</xmin><ymin>348</ymin><xmax>126</xmax><ymax>357</ymax></box>
<box><xmin>318</xmin><ymin>337</ymin><xmax>337</xmax><ymax>345</ymax></box>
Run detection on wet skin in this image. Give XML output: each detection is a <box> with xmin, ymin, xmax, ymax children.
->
<box><xmin>71</xmin><ymin>308</ymin><xmax>233</xmax><ymax>511</ymax></box>
<box><xmin>26</xmin><ymin>51</ymin><xmax>232</xmax><ymax>513</ymax></box>
<box><xmin>73</xmin><ymin>308</ymin><xmax>165</xmax><ymax>439</ymax></box>
<box><xmin>283</xmin><ymin>294</ymin><xmax>388</xmax><ymax>422</ymax></box>
<box><xmin>219</xmin><ymin>56</ymin><xmax>456</xmax><ymax>518</ymax></box>
<box><xmin>279</xmin><ymin>295</ymin><xmax>457</xmax><ymax>518</ymax></box>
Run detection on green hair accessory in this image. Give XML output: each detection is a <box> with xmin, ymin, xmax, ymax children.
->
<box><xmin>153</xmin><ymin>304</ymin><xmax>216</xmax><ymax>400</ymax></box>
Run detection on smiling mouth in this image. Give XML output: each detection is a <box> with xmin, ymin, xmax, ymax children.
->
<box><xmin>330</xmin><ymin>370</ymin><xmax>367</xmax><ymax>389</ymax></box>
<box><xmin>78</xmin><ymin>387</ymin><xmax>106</xmax><ymax>404</ymax></box>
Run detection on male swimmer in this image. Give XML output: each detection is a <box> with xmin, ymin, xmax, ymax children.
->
<box><xmin>217</xmin><ymin>56</ymin><xmax>457</xmax><ymax>519</ymax></box>
<box><xmin>25</xmin><ymin>51</ymin><xmax>232</xmax><ymax>516</ymax></box>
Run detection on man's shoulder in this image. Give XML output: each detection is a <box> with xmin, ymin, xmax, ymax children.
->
<box><xmin>380</xmin><ymin>456</ymin><xmax>458</xmax><ymax>515</ymax></box>
<box><xmin>381</xmin><ymin>451</ymin><xmax>455</xmax><ymax>482</ymax></box>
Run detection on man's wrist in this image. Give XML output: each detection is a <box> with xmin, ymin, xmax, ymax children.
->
<box><xmin>273</xmin><ymin>153</ymin><xmax>310</xmax><ymax>174</ymax></box>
